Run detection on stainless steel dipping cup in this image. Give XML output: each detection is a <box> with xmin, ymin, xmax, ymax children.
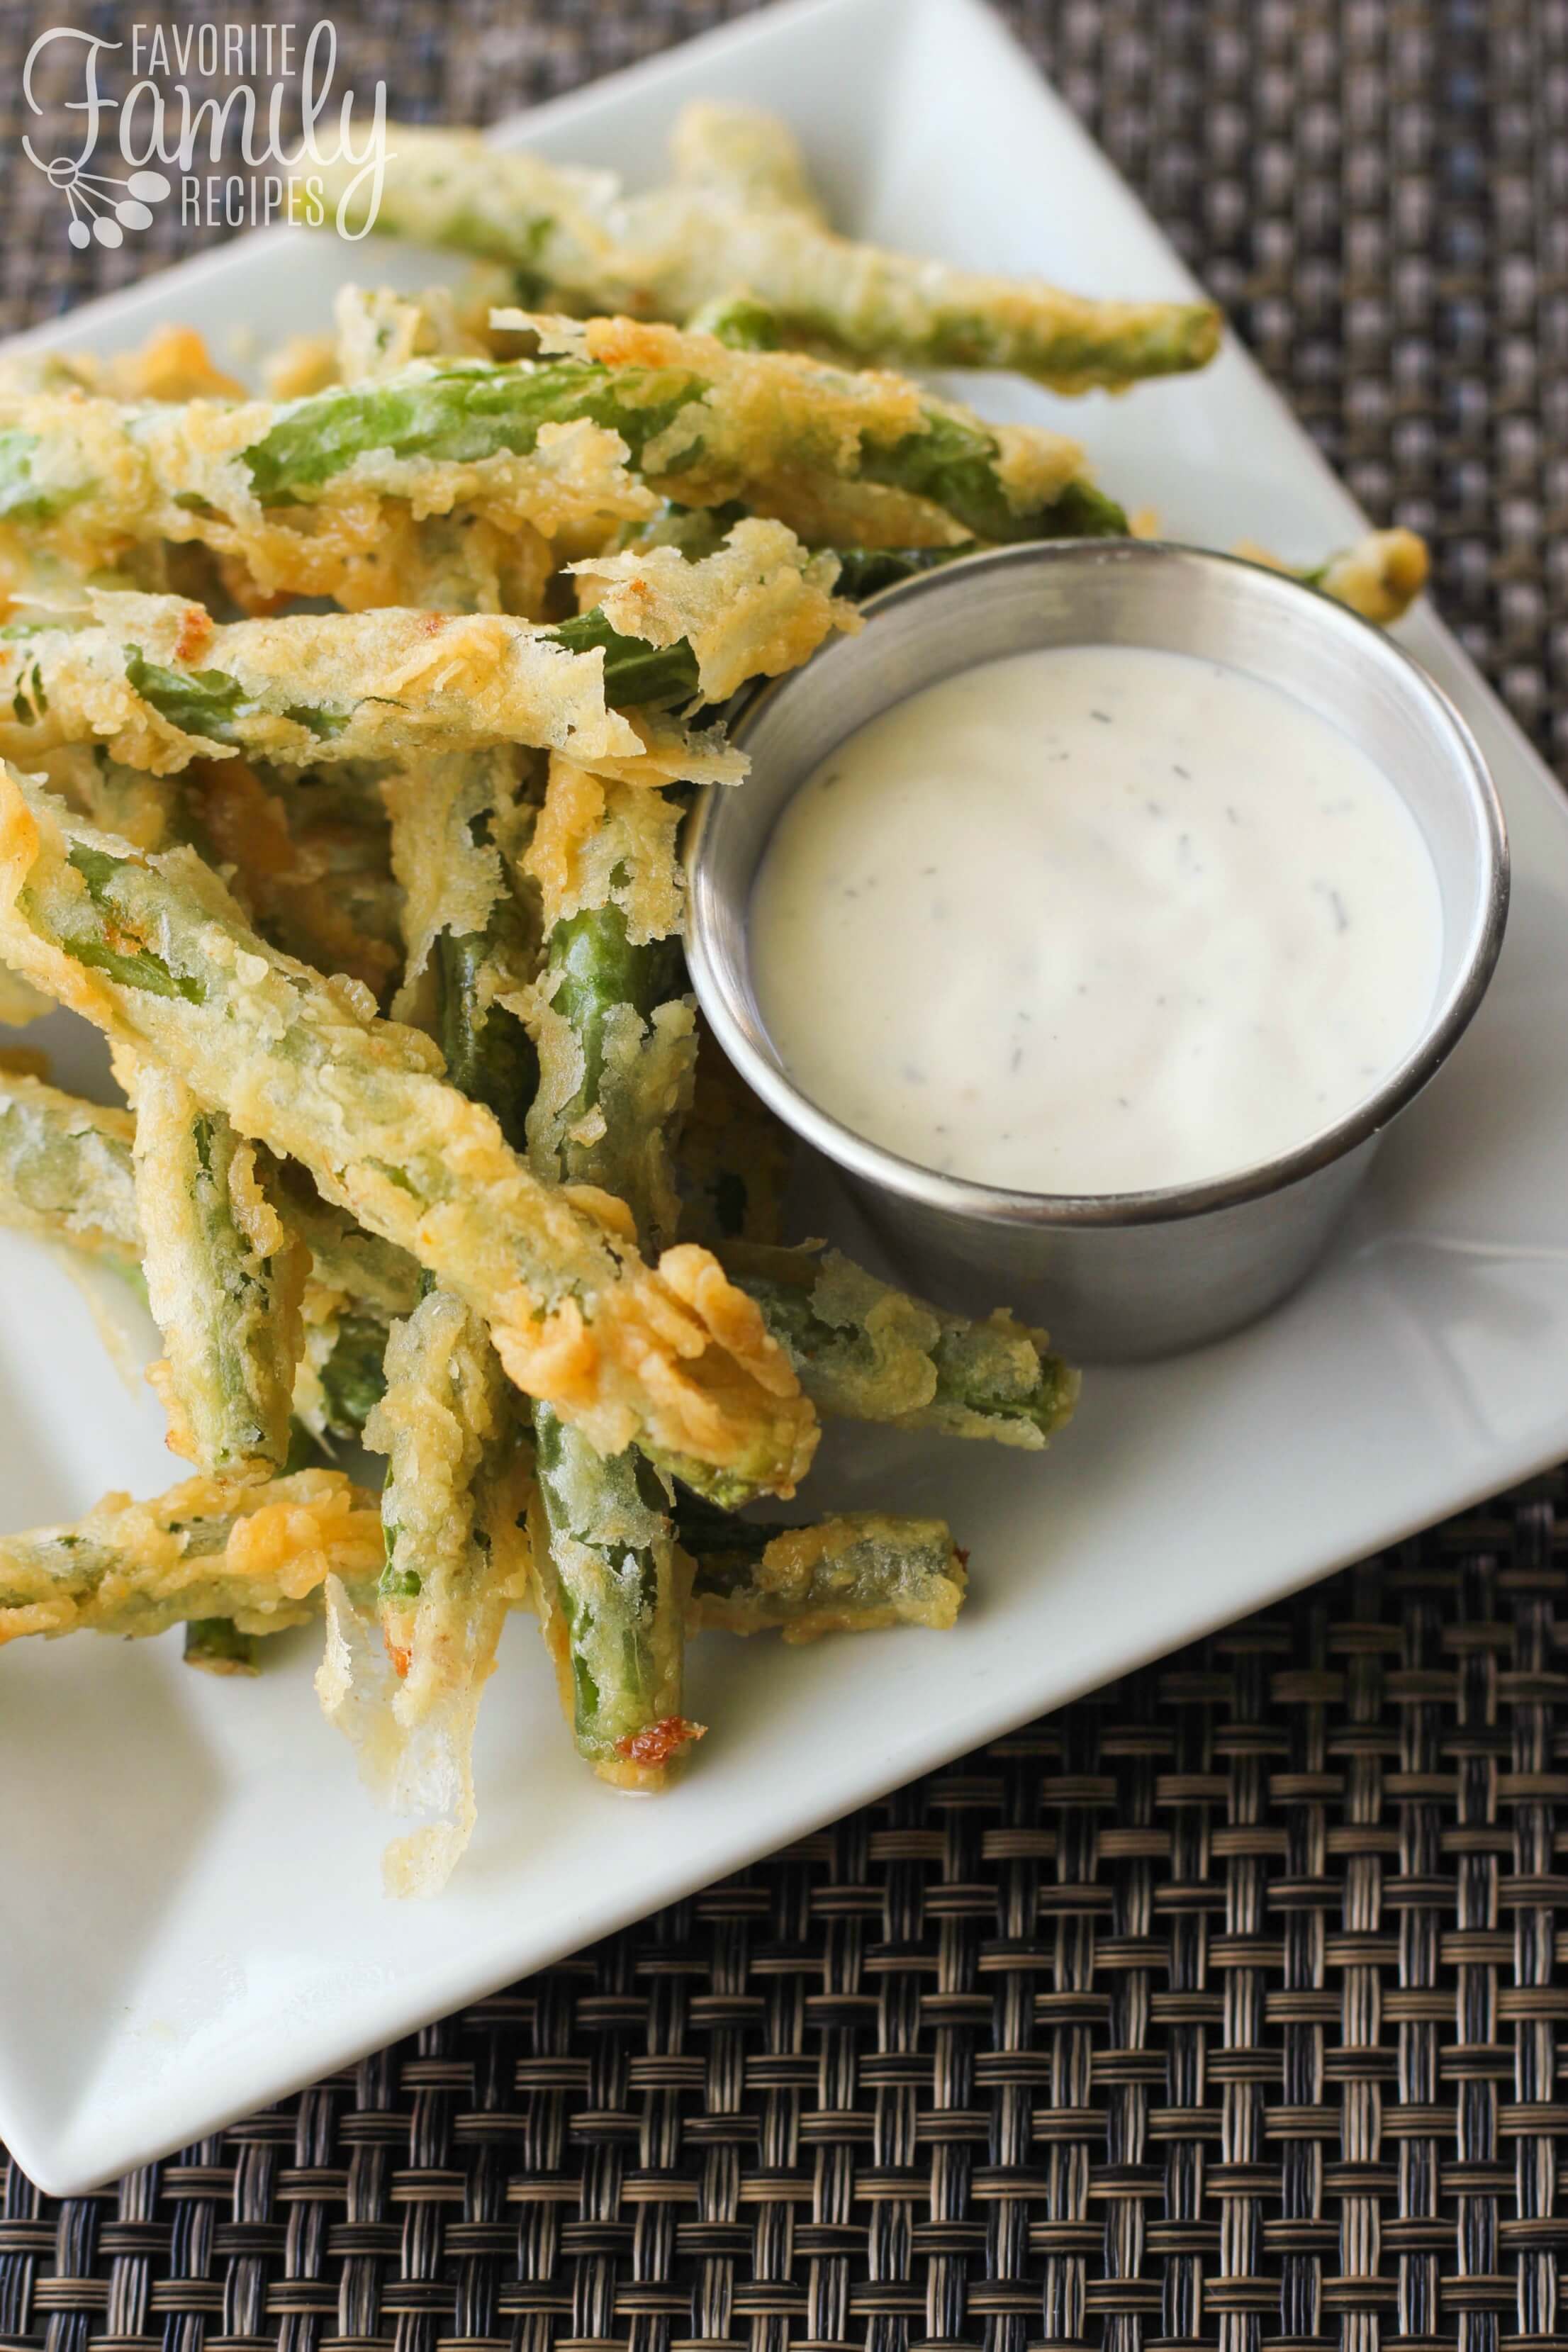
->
<box><xmin>685</xmin><ymin>541</ymin><xmax>1508</xmax><ymax>1360</ymax></box>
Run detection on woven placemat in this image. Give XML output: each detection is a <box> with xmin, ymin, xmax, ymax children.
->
<box><xmin>2</xmin><ymin>1</ymin><xmax>1567</xmax><ymax>2341</ymax></box>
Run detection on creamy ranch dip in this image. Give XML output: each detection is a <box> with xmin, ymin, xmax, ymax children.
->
<box><xmin>748</xmin><ymin>642</ymin><xmax>1444</xmax><ymax>1196</ymax></box>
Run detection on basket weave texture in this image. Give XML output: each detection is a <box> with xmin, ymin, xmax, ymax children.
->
<box><xmin>1</xmin><ymin>1</ymin><xmax>1567</xmax><ymax>2343</ymax></box>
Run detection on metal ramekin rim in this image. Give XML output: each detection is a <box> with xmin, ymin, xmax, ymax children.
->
<box><xmin>684</xmin><ymin>539</ymin><xmax>1511</xmax><ymax>1231</ymax></box>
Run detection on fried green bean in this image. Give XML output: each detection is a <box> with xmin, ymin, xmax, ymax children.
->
<box><xmin>678</xmin><ymin>1498</ymin><xmax>966</xmax><ymax>1639</ymax></box>
<box><xmin>0</xmin><ymin>1063</ymin><xmax>418</xmax><ymax>1450</ymax></box>
<box><xmin>307</xmin><ymin>120</ymin><xmax>1220</xmax><ymax>391</ymax></box>
<box><xmin>413</xmin><ymin>742</ymin><xmax>702</xmax><ymax>1789</ymax></box>
<box><xmin>525</xmin><ymin>856</ymin><xmax>694</xmax><ymax>1250</ymax></box>
<box><xmin>499</xmin><ymin>317</ymin><xmax>1125</xmax><ymax>547</ymax></box>
<box><xmin>365</xmin><ymin>1289</ymin><xmax>516</xmax><ymax>1691</ymax></box>
<box><xmin>0</xmin><ymin>1068</ymin><xmax>391</xmax><ymax>1458</ymax></box>
<box><xmin>382</xmin><ymin>744</ymin><xmax>539</xmax><ymax>1148</ymax></box>
<box><xmin>1234</xmin><ymin>525</ymin><xmax>1430</xmax><ymax>625</ymax></box>
<box><xmin>321</xmin><ymin>1291</ymin><xmax>534</xmax><ymax>1896</ymax></box>
<box><xmin>517</xmin><ymin>754</ymin><xmax>705</xmax><ymax>1769</ymax></box>
<box><xmin>530</xmin><ymin>1401</ymin><xmax>699</xmax><ymax>1788</ymax></box>
<box><xmin>0</xmin><ymin>1467</ymin><xmax>381</xmax><ymax>1644</ymax></box>
<box><xmin>1306</xmin><ymin>526</ymin><xmax>1430</xmax><ymax>623</ymax></box>
<box><xmin>0</xmin><ymin>1477</ymin><xmax>958</xmax><ymax>1650</ymax></box>
<box><xmin>616</xmin><ymin>498</ymin><xmax>982</xmax><ymax>604</ymax></box>
<box><xmin>0</xmin><ymin>374</ymin><xmax>651</xmax><ymax>600</ymax></box>
<box><xmin>267</xmin><ymin>1177</ymin><xmax>422</xmax><ymax>1321</ymax></box>
<box><xmin>120</xmin><ymin>1050</ymin><xmax>307</xmax><ymax>1477</ymax></box>
<box><xmin>0</xmin><ymin>774</ymin><xmax>817</xmax><ymax>1497</ymax></box>
<box><xmin>721</xmin><ymin>1242</ymin><xmax>1078</xmax><ymax>1448</ymax></box>
<box><xmin>0</xmin><ymin>327</ymin><xmax>1115</xmax><ymax>581</ymax></box>
<box><xmin>0</xmin><ymin>595</ymin><xmax>743</xmax><ymax>785</ymax></box>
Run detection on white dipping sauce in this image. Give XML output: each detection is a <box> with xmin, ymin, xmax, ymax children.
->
<box><xmin>749</xmin><ymin>643</ymin><xmax>1445</xmax><ymax>1195</ymax></box>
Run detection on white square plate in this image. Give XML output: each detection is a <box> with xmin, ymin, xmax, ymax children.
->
<box><xmin>4</xmin><ymin>0</ymin><xmax>1567</xmax><ymax>2195</ymax></box>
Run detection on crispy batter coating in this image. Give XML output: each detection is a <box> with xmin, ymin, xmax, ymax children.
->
<box><xmin>507</xmin><ymin>312</ymin><xmax>1089</xmax><ymax>547</ymax></box>
<box><xmin>0</xmin><ymin>593</ymin><xmax>744</xmax><ymax>785</ymax></box>
<box><xmin>383</xmin><ymin>746</ymin><xmax>537</xmax><ymax>1024</ymax></box>
<box><xmin>335</xmin><ymin>283</ymin><xmax>492</xmax><ymax>382</ymax></box>
<box><xmin>522</xmin><ymin>755</ymin><xmax>694</xmax><ymax>1253</ymax></box>
<box><xmin>0</xmin><ymin>1070</ymin><xmax>423</xmax><ymax>1407</ymax></box>
<box><xmin>0</xmin><ymin>1467</ymin><xmax>380</xmax><ymax>1644</ymax></box>
<box><xmin>722</xmin><ymin>1241</ymin><xmax>1078</xmax><ymax>1447</ymax></box>
<box><xmin>0</xmin><ymin>379</ymin><xmax>651</xmax><ymax>600</ymax></box>
<box><xmin>318</xmin><ymin>1332</ymin><xmax>533</xmax><ymax>1898</ymax></box>
<box><xmin>1314</xmin><ymin>526</ymin><xmax>1430</xmax><ymax>622</ymax></box>
<box><xmin>285</xmin><ymin>1185</ymin><xmax>422</xmax><ymax>1321</ymax></box>
<box><xmin>366</xmin><ymin>1289</ymin><xmax>507</xmax><ymax>1695</ymax></box>
<box><xmin>527</xmin><ymin>987</ymin><xmax>695</xmax><ymax>1253</ymax></box>
<box><xmin>527</xmin><ymin>1421</ymin><xmax>701</xmax><ymax>1793</ymax></box>
<box><xmin>523</xmin><ymin>759</ymin><xmax>683</xmax><ymax>944</ymax></box>
<box><xmin>0</xmin><ymin>774</ymin><xmax>817</xmax><ymax>1494</ymax></box>
<box><xmin>568</xmin><ymin>515</ymin><xmax>855</xmax><ymax>701</ymax></box>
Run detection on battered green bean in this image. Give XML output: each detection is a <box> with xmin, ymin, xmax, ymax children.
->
<box><xmin>0</xmin><ymin>775</ymin><xmax>818</xmax><ymax>1496</ymax></box>
<box><xmin>323</xmin><ymin>1290</ymin><xmax>535</xmax><ymax>1896</ymax></box>
<box><xmin>530</xmin><ymin>1401</ymin><xmax>699</xmax><ymax>1788</ymax></box>
<box><xmin>0</xmin><ymin>595</ymin><xmax>743</xmax><ymax>785</ymax></box>
<box><xmin>419</xmin><ymin>746</ymin><xmax>701</xmax><ymax>1790</ymax></box>
<box><xmin>0</xmin><ymin>1467</ymin><xmax>381</xmax><ymax>1644</ymax></box>
<box><xmin>678</xmin><ymin>1498</ymin><xmax>966</xmax><ymax>1639</ymax></box>
<box><xmin>1301</xmin><ymin>526</ymin><xmax>1430</xmax><ymax>623</ymax></box>
<box><xmin>526</xmin><ymin>892</ymin><xmax>693</xmax><ymax>1252</ymax></box>
<box><xmin>306</xmin><ymin>118</ymin><xmax>1220</xmax><ymax>391</ymax></box>
<box><xmin>0</xmin><ymin>329</ymin><xmax>1114</xmax><ymax>583</ymax></box>
<box><xmin>0</xmin><ymin>1065</ymin><xmax>413</xmax><ymax>1457</ymax></box>
<box><xmin>722</xmin><ymin>1242</ymin><xmax>1077</xmax><ymax>1448</ymax></box>
<box><xmin>0</xmin><ymin>1474</ymin><xmax>959</xmax><ymax>1650</ymax></box>
<box><xmin>120</xmin><ymin>1051</ymin><xmax>307</xmax><ymax>1478</ymax></box>
<box><xmin>367</xmin><ymin>1287</ymin><xmax>514</xmax><ymax>1686</ymax></box>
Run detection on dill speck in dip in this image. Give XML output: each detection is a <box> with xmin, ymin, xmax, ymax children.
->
<box><xmin>747</xmin><ymin>642</ymin><xmax>1445</xmax><ymax>1195</ymax></box>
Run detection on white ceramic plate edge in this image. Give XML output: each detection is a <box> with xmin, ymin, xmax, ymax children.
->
<box><xmin>3</xmin><ymin>0</ymin><xmax>1567</xmax><ymax>2191</ymax></box>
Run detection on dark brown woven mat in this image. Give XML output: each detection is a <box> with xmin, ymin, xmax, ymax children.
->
<box><xmin>3</xmin><ymin>0</ymin><xmax>1567</xmax><ymax>2340</ymax></box>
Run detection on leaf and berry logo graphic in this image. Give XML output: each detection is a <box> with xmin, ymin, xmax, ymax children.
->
<box><xmin>38</xmin><ymin>153</ymin><xmax>173</xmax><ymax>250</ymax></box>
